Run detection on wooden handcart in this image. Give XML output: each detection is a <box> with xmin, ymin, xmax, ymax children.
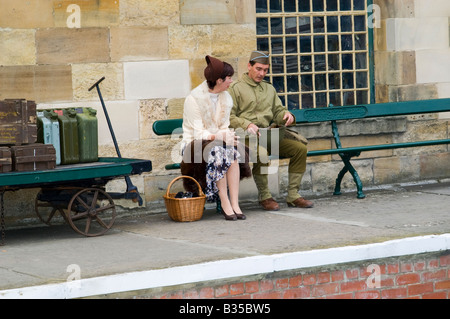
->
<box><xmin>0</xmin><ymin>157</ymin><xmax>152</xmax><ymax>241</ymax></box>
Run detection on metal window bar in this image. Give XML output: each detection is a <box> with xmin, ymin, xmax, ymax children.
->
<box><xmin>256</xmin><ymin>0</ymin><xmax>371</xmax><ymax>109</ymax></box>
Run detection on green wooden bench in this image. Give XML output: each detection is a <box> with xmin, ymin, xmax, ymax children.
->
<box><xmin>153</xmin><ymin>98</ymin><xmax>450</xmax><ymax>199</ymax></box>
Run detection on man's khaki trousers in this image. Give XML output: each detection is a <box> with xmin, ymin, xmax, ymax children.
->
<box><xmin>249</xmin><ymin>137</ymin><xmax>307</xmax><ymax>202</ymax></box>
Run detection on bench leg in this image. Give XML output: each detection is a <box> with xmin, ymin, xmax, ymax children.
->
<box><xmin>334</xmin><ymin>155</ymin><xmax>366</xmax><ymax>199</ymax></box>
<box><xmin>216</xmin><ymin>199</ymin><xmax>222</xmax><ymax>213</ymax></box>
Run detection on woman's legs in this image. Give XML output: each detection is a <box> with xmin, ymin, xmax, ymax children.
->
<box><xmin>226</xmin><ymin>160</ymin><xmax>243</xmax><ymax>215</ymax></box>
<box><xmin>216</xmin><ymin>160</ymin><xmax>243</xmax><ymax>217</ymax></box>
<box><xmin>216</xmin><ymin>175</ymin><xmax>234</xmax><ymax>216</ymax></box>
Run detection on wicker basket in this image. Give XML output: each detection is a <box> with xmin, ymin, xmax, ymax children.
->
<box><xmin>164</xmin><ymin>176</ymin><xmax>206</xmax><ymax>222</ymax></box>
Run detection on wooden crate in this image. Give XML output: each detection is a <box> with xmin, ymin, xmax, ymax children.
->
<box><xmin>10</xmin><ymin>143</ymin><xmax>56</xmax><ymax>172</ymax></box>
<box><xmin>0</xmin><ymin>147</ymin><xmax>12</xmax><ymax>173</ymax></box>
<box><xmin>0</xmin><ymin>99</ymin><xmax>37</xmax><ymax>145</ymax></box>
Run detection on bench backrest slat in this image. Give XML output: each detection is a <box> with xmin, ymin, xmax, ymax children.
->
<box><xmin>152</xmin><ymin>118</ymin><xmax>183</xmax><ymax>135</ymax></box>
<box><xmin>291</xmin><ymin>98</ymin><xmax>450</xmax><ymax>123</ymax></box>
<box><xmin>152</xmin><ymin>98</ymin><xmax>450</xmax><ymax>135</ymax></box>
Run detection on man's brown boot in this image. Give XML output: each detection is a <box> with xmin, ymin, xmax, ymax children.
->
<box><xmin>287</xmin><ymin>197</ymin><xmax>314</xmax><ymax>208</ymax></box>
<box><xmin>259</xmin><ymin>197</ymin><xmax>280</xmax><ymax>211</ymax></box>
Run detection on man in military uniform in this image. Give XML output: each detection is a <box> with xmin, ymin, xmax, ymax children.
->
<box><xmin>228</xmin><ymin>50</ymin><xmax>313</xmax><ymax>211</ymax></box>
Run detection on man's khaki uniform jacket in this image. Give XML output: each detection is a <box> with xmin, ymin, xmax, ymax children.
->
<box><xmin>228</xmin><ymin>73</ymin><xmax>292</xmax><ymax>130</ymax></box>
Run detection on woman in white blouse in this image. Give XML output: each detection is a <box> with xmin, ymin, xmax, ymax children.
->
<box><xmin>180</xmin><ymin>56</ymin><xmax>251</xmax><ymax>221</ymax></box>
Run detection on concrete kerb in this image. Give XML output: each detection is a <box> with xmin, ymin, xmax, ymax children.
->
<box><xmin>1</xmin><ymin>234</ymin><xmax>449</xmax><ymax>299</ymax></box>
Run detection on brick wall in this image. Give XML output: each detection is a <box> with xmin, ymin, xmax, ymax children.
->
<box><xmin>132</xmin><ymin>251</ymin><xmax>449</xmax><ymax>299</ymax></box>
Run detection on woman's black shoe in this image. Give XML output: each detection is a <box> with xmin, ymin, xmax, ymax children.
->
<box><xmin>221</xmin><ymin>209</ymin><xmax>237</xmax><ymax>221</ymax></box>
<box><xmin>234</xmin><ymin>211</ymin><xmax>246</xmax><ymax>220</ymax></box>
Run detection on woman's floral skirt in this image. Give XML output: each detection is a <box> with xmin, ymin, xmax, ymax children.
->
<box><xmin>205</xmin><ymin>145</ymin><xmax>240</xmax><ymax>202</ymax></box>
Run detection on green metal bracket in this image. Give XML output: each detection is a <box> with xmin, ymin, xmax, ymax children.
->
<box><xmin>329</xmin><ymin>104</ymin><xmax>366</xmax><ymax>199</ymax></box>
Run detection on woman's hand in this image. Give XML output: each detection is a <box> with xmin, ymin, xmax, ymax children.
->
<box><xmin>215</xmin><ymin>130</ymin><xmax>238</xmax><ymax>146</ymax></box>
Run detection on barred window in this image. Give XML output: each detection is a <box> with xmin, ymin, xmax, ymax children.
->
<box><xmin>256</xmin><ymin>0</ymin><xmax>373</xmax><ymax>109</ymax></box>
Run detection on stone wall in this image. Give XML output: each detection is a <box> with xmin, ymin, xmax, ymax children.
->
<box><xmin>0</xmin><ymin>0</ymin><xmax>449</xmax><ymax>226</ymax></box>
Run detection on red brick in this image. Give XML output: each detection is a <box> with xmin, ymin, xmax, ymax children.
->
<box><xmin>312</xmin><ymin>283</ymin><xmax>339</xmax><ymax>297</ymax></box>
<box><xmin>253</xmin><ymin>291</ymin><xmax>283</xmax><ymax>299</ymax></box>
<box><xmin>435</xmin><ymin>280</ymin><xmax>450</xmax><ymax>290</ymax></box>
<box><xmin>346</xmin><ymin>268</ymin><xmax>359</xmax><ymax>280</ymax></box>
<box><xmin>414</xmin><ymin>261</ymin><xmax>426</xmax><ymax>271</ymax></box>
<box><xmin>260</xmin><ymin>280</ymin><xmax>274</xmax><ymax>291</ymax></box>
<box><xmin>354</xmin><ymin>290</ymin><xmax>381</xmax><ymax>299</ymax></box>
<box><xmin>275</xmin><ymin>278</ymin><xmax>289</xmax><ymax>289</ymax></box>
<box><xmin>199</xmin><ymin>287</ymin><xmax>214</xmax><ymax>299</ymax></box>
<box><xmin>381</xmin><ymin>288</ymin><xmax>408</xmax><ymax>299</ymax></box>
<box><xmin>387</xmin><ymin>263</ymin><xmax>399</xmax><ymax>274</ymax></box>
<box><xmin>215</xmin><ymin>285</ymin><xmax>229</xmax><ymax>298</ymax></box>
<box><xmin>303</xmin><ymin>274</ymin><xmax>316</xmax><ymax>285</ymax></box>
<box><xmin>400</xmin><ymin>262</ymin><xmax>413</xmax><ymax>273</ymax></box>
<box><xmin>326</xmin><ymin>293</ymin><xmax>353</xmax><ymax>299</ymax></box>
<box><xmin>423</xmin><ymin>269</ymin><xmax>447</xmax><ymax>282</ymax></box>
<box><xmin>408</xmin><ymin>282</ymin><xmax>433</xmax><ymax>296</ymax></box>
<box><xmin>317</xmin><ymin>272</ymin><xmax>330</xmax><ymax>284</ymax></box>
<box><xmin>396</xmin><ymin>273</ymin><xmax>420</xmax><ymax>285</ymax></box>
<box><xmin>184</xmin><ymin>289</ymin><xmax>199</xmax><ymax>299</ymax></box>
<box><xmin>340</xmin><ymin>280</ymin><xmax>366</xmax><ymax>293</ymax></box>
<box><xmin>289</xmin><ymin>275</ymin><xmax>302</xmax><ymax>287</ymax></box>
<box><xmin>439</xmin><ymin>254</ymin><xmax>450</xmax><ymax>266</ymax></box>
<box><xmin>161</xmin><ymin>291</ymin><xmax>183</xmax><ymax>299</ymax></box>
<box><xmin>283</xmin><ymin>287</ymin><xmax>310</xmax><ymax>299</ymax></box>
<box><xmin>245</xmin><ymin>281</ymin><xmax>259</xmax><ymax>293</ymax></box>
<box><xmin>331</xmin><ymin>270</ymin><xmax>344</xmax><ymax>282</ymax></box>
<box><xmin>381</xmin><ymin>277</ymin><xmax>395</xmax><ymax>287</ymax></box>
<box><xmin>428</xmin><ymin>259</ymin><xmax>439</xmax><ymax>269</ymax></box>
<box><xmin>422</xmin><ymin>292</ymin><xmax>448</xmax><ymax>299</ymax></box>
<box><xmin>230</xmin><ymin>283</ymin><xmax>245</xmax><ymax>296</ymax></box>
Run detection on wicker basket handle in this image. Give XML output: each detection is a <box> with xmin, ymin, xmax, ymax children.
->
<box><xmin>166</xmin><ymin>175</ymin><xmax>205</xmax><ymax>197</ymax></box>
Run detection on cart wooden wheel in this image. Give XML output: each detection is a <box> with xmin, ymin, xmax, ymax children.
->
<box><xmin>66</xmin><ymin>187</ymin><xmax>117</xmax><ymax>237</ymax></box>
<box><xmin>35</xmin><ymin>191</ymin><xmax>66</xmax><ymax>225</ymax></box>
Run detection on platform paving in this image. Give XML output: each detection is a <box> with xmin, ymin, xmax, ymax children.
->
<box><xmin>0</xmin><ymin>181</ymin><xmax>449</xmax><ymax>298</ymax></box>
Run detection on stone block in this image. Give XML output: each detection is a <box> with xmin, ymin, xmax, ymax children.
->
<box><xmin>72</xmin><ymin>63</ymin><xmax>124</xmax><ymax>101</ymax></box>
<box><xmin>0</xmin><ymin>65</ymin><xmax>72</xmax><ymax>103</ymax></box>
<box><xmin>374</xmin><ymin>155</ymin><xmax>420</xmax><ymax>184</ymax></box>
<box><xmin>374</xmin><ymin>51</ymin><xmax>416</xmax><ymax>85</ymax></box>
<box><xmin>394</xmin><ymin>84</ymin><xmax>439</xmax><ymax>102</ymax></box>
<box><xmin>36</xmin><ymin>28</ymin><xmax>110</xmax><ymax>64</ymax></box>
<box><xmin>386</xmin><ymin>18</ymin><xmax>449</xmax><ymax>51</ymax></box>
<box><xmin>110</xmin><ymin>27</ymin><xmax>169</xmax><ymax>62</ymax></box>
<box><xmin>124</xmin><ymin>60</ymin><xmax>191</xmax><ymax>99</ymax></box>
<box><xmin>0</xmin><ymin>29</ymin><xmax>36</xmax><ymax>66</ymax></box>
<box><xmin>235</xmin><ymin>0</ymin><xmax>256</xmax><ymax>24</ymax></box>
<box><xmin>140</xmin><ymin>99</ymin><xmax>168</xmax><ymax>140</ymax></box>
<box><xmin>374</xmin><ymin>0</ymin><xmax>414</xmax><ymax>19</ymax></box>
<box><xmin>420</xmin><ymin>152</ymin><xmax>450</xmax><ymax>179</ymax></box>
<box><xmin>120</xmin><ymin>0</ymin><xmax>179</xmax><ymax>27</ymax></box>
<box><xmin>306</xmin><ymin>138</ymin><xmax>332</xmax><ymax>163</ymax></box>
<box><xmin>169</xmin><ymin>25</ymin><xmax>212</xmax><ymax>59</ymax></box>
<box><xmin>167</xmin><ymin>99</ymin><xmax>185</xmax><ymax>119</ymax></box>
<box><xmin>0</xmin><ymin>0</ymin><xmax>54</xmax><ymax>28</ymax></box>
<box><xmin>416</xmin><ymin>49</ymin><xmax>450</xmax><ymax>84</ymax></box>
<box><xmin>334</xmin><ymin>135</ymin><xmax>394</xmax><ymax>159</ymax></box>
<box><xmin>437</xmin><ymin>83</ymin><xmax>450</xmax><ymax>99</ymax></box>
<box><xmin>53</xmin><ymin>0</ymin><xmax>120</xmax><ymax>27</ymax></box>
<box><xmin>373</xmin><ymin>20</ymin><xmax>387</xmax><ymax>52</ymax></box>
<box><xmin>394</xmin><ymin>120</ymin><xmax>448</xmax><ymax>156</ymax></box>
<box><xmin>211</xmin><ymin>24</ymin><xmax>256</xmax><ymax>57</ymax></box>
<box><xmin>180</xmin><ymin>0</ymin><xmax>236</xmax><ymax>25</ymax></box>
<box><xmin>415</xmin><ymin>0</ymin><xmax>450</xmax><ymax>17</ymax></box>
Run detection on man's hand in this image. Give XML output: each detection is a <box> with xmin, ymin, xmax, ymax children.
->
<box><xmin>246</xmin><ymin>123</ymin><xmax>260</xmax><ymax>136</ymax></box>
<box><xmin>283</xmin><ymin>112</ymin><xmax>294</xmax><ymax>126</ymax></box>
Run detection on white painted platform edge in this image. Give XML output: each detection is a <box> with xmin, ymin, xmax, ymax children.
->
<box><xmin>1</xmin><ymin>234</ymin><xmax>449</xmax><ymax>299</ymax></box>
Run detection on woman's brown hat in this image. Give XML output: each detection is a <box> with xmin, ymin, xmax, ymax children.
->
<box><xmin>204</xmin><ymin>55</ymin><xmax>224</xmax><ymax>82</ymax></box>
